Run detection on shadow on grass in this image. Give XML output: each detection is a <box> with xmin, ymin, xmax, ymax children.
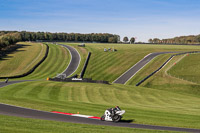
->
<box><xmin>0</xmin><ymin>44</ymin><xmax>30</xmax><ymax>60</ymax></box>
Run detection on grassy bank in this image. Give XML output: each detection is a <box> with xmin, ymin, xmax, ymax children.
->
<box><xmin>1</xmin><ymin>43</ymin><xmax>200</xmax><ymax>132</ymax></box>
<box><xmin>63</xmin><ymin>43</ymin><xmax>200</xmax><ymax>83</ymax></box>
<box><xmin>0</xmin><ymin>42</ymin><xmax>46</xmax><ymax>77</ymax></box>
<box><xmin>0</xmin><ymin>115</ymin><xmax>177</xmax><ymax>133</ymax></box>
<box><xmin>18</xmin><ymin>43</ymin><xmax>70</xmax><ymax>80</ymax></box>
<box><xmin>168</xmin><ymin>53</ymin><xmax>200</xmax><ymax>84</ymax></box>
<box><xmin>141</xmin><ymin>53</ymin><xmax>200</xmax><ymax>98</ymax></box>
<box><xmin>0</xmin><ymin>81</ymin><xmax>199</xmax><ymax>129</ymax></box>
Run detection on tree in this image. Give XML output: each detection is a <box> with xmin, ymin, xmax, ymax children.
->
<box><xmin>152</xmin><ymin>38</ymin><xmax>160</xmax><ymax>43</ymax></box>
<box><xmin>196</xmin><ymin>35</ymin><xmax>200</xmax><ymax>43</ymax></box>
<box><xmin>123</xmin><ymin>37</ymin><xmax>129</xmax><ymax>43</ymax></box>
<box><xmin>130</xmin><ymin>37</ymin><xmax>135</xmax><ymax>44</ymax></box>
<box><xmin>148</xmin><ymin>39</ymin><xmax>153</xmax><ymax>43</ymax></box>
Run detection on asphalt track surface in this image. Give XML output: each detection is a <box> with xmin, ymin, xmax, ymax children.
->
<box><xmin>58</xmin><ymin>44</ymin><xmax>80</xmax><ymax>77</ymax></box>
<box><xmin>1</xmin><ymin>47</ymin><xmax>200</xmax><ymax>132</ymax></box>
<box><xmin>0</xmin><ymin>104</ymin><xmax>200</xmax><ymax>133</ymax></box>
<box><xmin>113</xmin><ymin>52</ymin><xmax>177</xmax><ymax>84</ymax></box>
<box><xmin>0</xmin><ymin>80</ymin><xmax>33</xmax><ymax>88</ymax></box>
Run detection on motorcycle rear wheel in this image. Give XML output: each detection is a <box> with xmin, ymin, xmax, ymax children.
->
<box><xmin>112</xmin><ymin>115</ymin><xmax>121</xmax><ymax>122</ymax></box>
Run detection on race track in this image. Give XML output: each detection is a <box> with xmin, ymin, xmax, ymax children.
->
<box><xmin>1</xmin><ymin>47</ymin><xmax>200</xmax><ymax>132</ymax></box>
<box><xmin>0</xmin><ymin>80</ymin><xmax>33</xmax><ymax>88</ymax></box>
<box><xmin>0</xmin><ymin>103</ymin><xmax>199</xmax><ymax>132</ymax></box>
<box><xmin>58</xmin><ymin>44</ymin><xmax>80</xmax><ymax>77</ymax></box>
<box><xmin>113</xmin><ymin>52</ymin><xmax>176</xmax><ymax>84</ymax></box>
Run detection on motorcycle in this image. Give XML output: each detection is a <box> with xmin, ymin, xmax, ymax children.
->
<box><xmin>100</xmin><ymin>107</ymin><xmax>125</xmax><ymax>122</ymax></box>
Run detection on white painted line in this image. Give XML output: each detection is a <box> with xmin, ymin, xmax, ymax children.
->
<box><xmin>25</xmin><ymin>43</ymin><xmax>44</xmax><ymax>70</ymax></box>
<box><xmin>66</xmin><ymin>45</ymin><xmax>81</xmax><ymax>77</ymax></box>
<box><xmin>124</xmin><ymin>55</ymin><xmax>158</xmax><ymax>85</ymax></box>
<box><xmin>112</xmin><ymin>53</ymin><xmax>152</xmax><ymax>83</ymax></box>
<box><xmin>73</xmin><ymin>114</ymin><xmax>93</xmax><ymax>118</ymax></box>
<box><xmin>156</xmin><ymin>56</ymin><xmax>174</xmax><ymax>73</ymax></box>
<box><xmin>59</xmin><ymin>45</ymin><xmax>72</xmax><ymax>76</ymax></box>
<box><xmin>55</xmin><ymin>44</ymin><xmax>81</xmax><ymax>78</ymax></box>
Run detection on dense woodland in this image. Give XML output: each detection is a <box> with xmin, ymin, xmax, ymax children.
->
<box><xmin>0</xmin><ymin>31</ymin><xmax>120</xmax><ymax>50</ymax></box>
<box><xmin>149</xmin><ymin>35</ymin><xmax>200</xmax><ymax>44</ymax></box>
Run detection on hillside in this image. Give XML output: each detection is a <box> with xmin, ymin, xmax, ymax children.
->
<box><xmin>0</xmin><ymin>42</ymin><xmax>46</xmax><ymax>77</ymax></box>
<box><xmin>0</xmin><ymin>43</ymin><xmax>200</xmax><ymax>132</ymax></box>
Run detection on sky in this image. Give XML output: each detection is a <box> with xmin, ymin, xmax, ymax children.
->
<box><xmin>0</xmin><ymin>0</ymin><xmax>200</xmax><ymax>42</ymax></box>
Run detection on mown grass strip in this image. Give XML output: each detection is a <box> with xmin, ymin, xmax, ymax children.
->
<box><xmin>168</xmin><ymin>53</ymin><xmax>200</xmax><ymax>84</ymax></box>
<box><xmin>19</xmin><ymin>43</ymin><xmax>70</xmax><ymax>80</ymax></box>
<box><xmin>0</xmin><ymin>115</ymin><xmax>176</xmax><ymax>133</ymax></box>
<box><xmin>63</xmin><ymin>43</ymin><xmax>200</xmax><ymax>83</ymax></box>
<box><xmin>0</xmin><ymin>81</ymin><xmax>200</xmax><ymax>129</ymax></box>
<box><xmin>0</xmin><ymin>42</ymin><xmax>46</xmax><ymax>78</ymax></box>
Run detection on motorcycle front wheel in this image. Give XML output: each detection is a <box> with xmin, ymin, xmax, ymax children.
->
<box><xmin>101</xmin><ymin>115</ymin><xmax>105</xmax><ymax>121</ymax></box>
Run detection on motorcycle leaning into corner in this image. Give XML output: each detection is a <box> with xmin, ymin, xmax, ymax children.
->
<box><xmin>100</xmin><ymin>106</ymin><xmax>125</xmax><ymax>122</ymax></box>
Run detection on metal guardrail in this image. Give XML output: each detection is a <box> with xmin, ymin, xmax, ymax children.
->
<box><xmin>50</xmin><ymin>77</ymin><xmax>110</xmax><ymax>84</ymax></box>
<box><xmin>0</xmin><ymin>44</ymin><xmax>49</xmax><ymax>79</ymax></box>
<box><xmin>80</xmin><ymin>52</ymin><xmax>91</xmax><ymax>78</ymax></box>
<box><xmin>136</xmin><ymin>51</ymin><xmax>200</xmax><ymax>86</ymax></box>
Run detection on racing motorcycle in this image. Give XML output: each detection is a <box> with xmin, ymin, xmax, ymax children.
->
<box><xmin>100</xmin><ymin>106</ymin><xmax>125</xmax><ymax>122</ymax></box>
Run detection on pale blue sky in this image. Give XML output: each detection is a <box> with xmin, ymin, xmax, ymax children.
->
<box><xmin>0</xmin><ymin>0</ymin><xmax>200</xmax><ymax>42</ymax></box>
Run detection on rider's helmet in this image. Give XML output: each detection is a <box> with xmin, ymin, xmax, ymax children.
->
<box><xmin>115</xmin><ymin>106</ymin><xmax>121</xmax><ymax>110</ymax></box>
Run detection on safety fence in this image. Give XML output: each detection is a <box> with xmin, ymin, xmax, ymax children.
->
<box><xmin>80</xmin><ymin>52</ymin><xmax>91</xmax><ymax>78</ymax></box>
<box><xmin>136</xmin><ymin>51</ymin><xmax>200</xmax><ymax>86</ymax></box>
<box><xmin>0</xmin><ymin>44</ymin><xmax>49</xmax><ymax>79</ymax></box>
<box><xmin>50</xmin><ymin>77</ymin><xmax>110</xmax><ymax>84</ymax></box>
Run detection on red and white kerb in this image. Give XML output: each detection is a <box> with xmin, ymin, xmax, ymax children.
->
<box><xmin>51</xmin><ymin>111</ymin><xmax>101</xmax><ymax>120</ymax></box>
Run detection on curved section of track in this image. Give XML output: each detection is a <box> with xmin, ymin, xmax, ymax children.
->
<box><xmin>58</xmin><ymin>44</ymin><xmax>81</xmax><ymax>77</ymax></box>
<box><xmin>1</xmin><ymin>49</ymin><xmax>200</xmax><ymax>132</ymax></box>
<box><xmin>0</xmin><ymin>80</ymin><xmax>33</xmax><ymax>88</ymax></box>
<box><xmin>0</xmin><ymin>103</ymin><xmax>199</xmax><ymax>132</ymax></box>
<box><xmin>113</xmin><ymin>52</ymin><xmax>177</xmax><ymax>84</ymax></box>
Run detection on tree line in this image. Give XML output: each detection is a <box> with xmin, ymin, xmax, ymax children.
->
<box><xmin>0</xmin><ymin>31</ymin><xmax>120</xmax><ymax>50</ymax></box>
<box><xmin>0</xmin><ymin>32</ymin><xmax>21</xmax><ymax>50</ymax></box>
<box><xmin>122</xmin><ymin>36</ymin><xmax>135</xmax><ymax>44</ymax></box>
<box><xmin>148</xmin><ymin>35</ymin><xmax>200</xmax><ymax>44</ymax></box>
<box><xmin>20</xmin><ymin>31</ymin><xmax>120</xmax><ymax>43</ymax></box>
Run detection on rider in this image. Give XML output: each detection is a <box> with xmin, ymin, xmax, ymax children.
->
<box><xmin>108</xmin><ymin>106</ymin><xmax>121</xmax><ymax>117</ymax></box>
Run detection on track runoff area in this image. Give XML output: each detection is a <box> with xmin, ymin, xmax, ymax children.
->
<box><xmin>0</xmin><ymin>45</ymin><xmax>200</xmax><ymax>132</ymax></box>
<box><xmin>0</xmin><ymin>103</ymin><xmax>199</xmax><ymax>133</ymax></box>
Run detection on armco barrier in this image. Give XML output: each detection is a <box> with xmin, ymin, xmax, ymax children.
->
<box><xmin>80</xmin><ymin>52</ymin><xmax>91</xmax><ymax>78</ymax></box>
<box><xmin>0</xmin><ymin>44</ymin><xmax>49</xmax><ymax>79</ymax></box>
<box><xmin>50</xmin><ymin>77</ymin><xmax>110</xmax><ymax>85</ymax></box>
<box><xmin>136</xmin><ymin>51</ymin><xmax>200</xmax><ymax>86</ymax></box>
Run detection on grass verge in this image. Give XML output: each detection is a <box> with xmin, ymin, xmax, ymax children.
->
<box><xmin>168</xmin><ymin>53</ymin><xmax>200</xmax><ymax>84</ymax></box>
<box><xmin>0</xmin><ymin>42</ymin><xmax>46</xmax><ymax>77</ymax></box>
<box><xmin>18</xmin><ymin>43</ymin><xmax>70</xmax><ymax>80</ymax></box>
<box><xmin>0</xmin><ymin>81</ymin><xmax>199</xmax><ymax>129</ymax></box>
<box><xmin>0</xmin><ymin>115</ymin><xmax>178</xmax><ymax>133</ymax></box>
<box><xmin>62</xmin><ymin>43</ymin><xmax>200</xmax><ymax>83</ymax></box>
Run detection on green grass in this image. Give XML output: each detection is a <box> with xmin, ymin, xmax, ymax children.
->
<box><xmin>141</xmin><ymin>54</ymin><xmax>200</xmax><ymax>97</ymax></box>
<box><xmin>1</xmin><ymin>43</ymin><xmax>200</xmax><ymax>132</ymax></box>
<box><xmin>0</xmin><ymin>115</ymin><xmax>178</xmax><ymax>133</ymax></box>
<box><xmin>127</xmin><ymin>54</ymin><xmax>173</xmax><ymax>85</ymax></box>
<box><xmin>18</xmin><ymin>43</ymin><xmax>70</xmax><ymax>80</ymax></box>
<box><xmin>0</xmin><ymin>42</ymin><xmax>46</xmax><ymax>77</ymax></box>
<box><xmin>0</xmin><ymin>81</ymin><xmax>200</xmax><ymax>129</ymax></box>
<box><xmin>168</xmin><ymin>54</ymin><xmax>200</xmax><ymax>84</ymax></box>
<box><xmin>62</xmin><ymin>43</ymin><xmax>200</xmax><ymax>83</ymax></box>
<box><xmin>65</xmin><ymin>44</ymin><xmax>89</xmax><ymax>77</ymax></box>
